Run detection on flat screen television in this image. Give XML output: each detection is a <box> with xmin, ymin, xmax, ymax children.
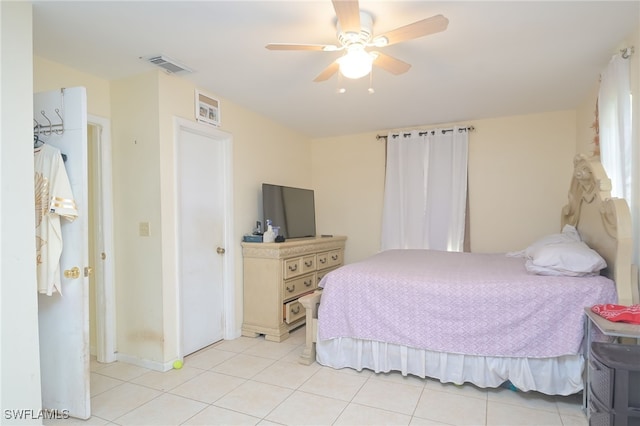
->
<box><xmin>262</xmin><ymin>183</ymin><xmax>316</xmax><ymax>239</ymax></box>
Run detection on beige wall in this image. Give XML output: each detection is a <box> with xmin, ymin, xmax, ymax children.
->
<box><xmin>111</xmin><ymin>72</ymin><xmax>165</xmax><ymax>363</ymax></box>
<box><xmin>468</xmin><ymin>111</ymin><xmax>576</xmax><ymax>252</ymax></box>
<box><xmin>153</xmin><ymin>72</ymin><xmax>313</xmax><ymax>362</ymax></box>
<box><xmin>311</xmin><ymin>132</ymin><xmax>385</xmax><ymax>263</ymax></box>
<box><xmin>34</xmin><ymin>56</ymin><xmax>111</xmax><ymax>119</ymax></box>
<box><xmin>311</xmin><ymin>110</ymin><xmax>577</xmax><ymax>263</ymax></box>
<box><xmin>215</xmin><ymin>86</ymin><xmax>314</xmax><ymax>343</ymax></box>
<box><xmin>109</xmin><ymin>70</ymin><xmax>313</xmax><ymax>364</ymax></box>
<box><xmin>1</xmin><ymin>1</ymin><xmax>43</xmax><ymax>418</ymax></box>
<box><xmin>33</xmin><ymin>58</ymin><xmax>313</xmax><ymax>366</ymax></box>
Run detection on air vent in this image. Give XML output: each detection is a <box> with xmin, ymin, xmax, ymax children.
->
<box><xmin>142</xmin><ymin>55</ymin><xmax>193</xmax><ymax>74</ymax></box>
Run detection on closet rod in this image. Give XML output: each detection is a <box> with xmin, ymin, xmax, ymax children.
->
<box><xmin>376</xmin><ymin>126</ymin><xmax>475</xmax><ymax>141</ymax></box>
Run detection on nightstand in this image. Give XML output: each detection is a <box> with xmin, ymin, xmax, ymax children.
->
<box><xmin>583</xmin><ymin>307</ymin><xmax>640</xmax><ymax>423</ymax></box>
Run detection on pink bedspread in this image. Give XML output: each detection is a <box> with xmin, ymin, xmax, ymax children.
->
<box><xmin>317</xmin><ymin>249</ymin><xmax>617</xmax><ymax>358</ymax></box>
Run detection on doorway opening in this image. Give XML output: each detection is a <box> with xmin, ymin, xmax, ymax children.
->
<box><xmin>88</xmin><ymin>116</ymin><xmax>116</xmax><ymax>363</ymax></box>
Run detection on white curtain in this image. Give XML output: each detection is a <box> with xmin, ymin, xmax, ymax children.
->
<box><xmin>598</xmin><ymin>53</ymin><xmax>632</xmax><ymax>203</ymax></box>
<box><xmin>381</xmin><ymin>127</ymin><xmax>469</xmax><ymax>251</ymax></box>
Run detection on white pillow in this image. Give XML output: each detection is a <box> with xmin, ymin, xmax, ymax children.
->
<box><xmin>525</xmin><ymin>241</ymin><xmax>607</xmax><ymax>277</ymax></box>
<box><xmin>507</xmin><ymin>224</ymin><xmax>581</xmax><ymax>258</ymax></box>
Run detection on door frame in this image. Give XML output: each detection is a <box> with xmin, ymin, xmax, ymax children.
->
<box><xmin>88</xmin><ymin>114</ymin><xmax>116</xmax><ymax>363</ymax></box>
<box><xmin>173</xmin><ymin>117</ymin><xmax>235</xmax><ymax>359</ymax></box>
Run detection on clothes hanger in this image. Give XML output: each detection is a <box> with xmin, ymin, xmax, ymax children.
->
<box><xmin>34</xmin><ymin>132</ymin><xmax>67</xmax><ymax>162</ymax></box>
<box><xmin>34</xmin><ymin>133</ymin><xmax>44</xmax><ymax>148</ymax></box>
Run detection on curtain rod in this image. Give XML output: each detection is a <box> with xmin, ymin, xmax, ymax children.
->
<box><xmin>376</xmin><ymin>126</ymin><xmax>475</xmax><ymax>141</ymax></box>
<box><xmin>621</xmin><ymin>46</ymin><xmax>634</xmax><ymax>59</ymax></box>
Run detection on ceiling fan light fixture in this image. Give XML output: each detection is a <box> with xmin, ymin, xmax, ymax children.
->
<box><xmin>337</xmin><ymin>45</ymin><xmax>373</xmax><ymax>79</ymax></box>
<box><xmin>264</xmin><ymin>2</ymin><xmax>449</xmax><ymax>84</ymax></box>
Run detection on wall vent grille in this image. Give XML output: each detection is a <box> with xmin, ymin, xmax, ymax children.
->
<box><xmin>143</xmin><ymin>55</ymin><xmax>193</xmax><ymax>74</ymax></box>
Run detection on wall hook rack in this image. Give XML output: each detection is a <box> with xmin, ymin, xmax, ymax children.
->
<box><xmin>33</xmin><ymin>89</ymin><xmax>65</xmax><ymax>137</ymax></box>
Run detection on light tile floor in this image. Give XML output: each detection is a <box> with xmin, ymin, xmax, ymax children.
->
<box><xmin>45</xmin><ymin>326</ymin><xmax>588</xmax><ymax>425</ymax></box>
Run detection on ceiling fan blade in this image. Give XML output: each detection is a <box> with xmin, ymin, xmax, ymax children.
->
<box><xmin>372</xmin><ymin>51</ymin><xmax>411</xmax><ymax>75</ymax></box>
<box><xmin>313</xmin><ymin>61</ymin><xmax>340</xmax><ymax>82</ymax></box>
<box><xmin>375</xmin><ymin>14</ymin><xmax>449</xmax><ymax>46</ymax></box>
<box><xmin>332</xmin><ymin>0</ymin><xmax>360</xmax><ymax>34</ymax></box>
<box><xmin>266</xmin><ymin>43</ymin><xmax>334</xmax><ymax>51</ymax></box>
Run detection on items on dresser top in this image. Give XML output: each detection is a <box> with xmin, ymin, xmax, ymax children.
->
<box><xmin>263</xmin><ymin>222</ymin><xmax>276</xmax><ymax>243</ymax></box>
<box><xmin>243</xmin><ymin>234</ymin><xmax>263</xmax><ymax>243</ymax></box>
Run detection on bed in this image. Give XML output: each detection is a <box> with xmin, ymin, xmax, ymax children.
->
<box><xmin>298</xmin><ymin>154</ymin><xmax>638</xmax><ymax>396</ymax></box>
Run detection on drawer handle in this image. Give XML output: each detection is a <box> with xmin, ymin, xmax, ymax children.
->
<box><xmin>320</xmin><ymin>258</ymin><xmax>327</xmax><ymax>264</ymax></box>
<box><xmin>331</xmin><ymin>254</ymin><xmax>338</xmax><ymax>261</ymax></box>
<box><xmin>291</xmin><ymin>305</ymin><xmax>301</xmax><ymax>315</ymax></box>
<box><xmin>304</xmin><ymin>260</ymin><xmax>313</xmax><ymax>267</ymax></box>
<box><xmin>288</xmin><ymin>264</ymin><xmax>298</xmax><ymax>272</ymax></box>
<box><xmin>286</xmin><ymin>285</ymin><xmax>296</xmax><ymax>293</ymax></box>
<box><xmin>304</xmin><ymin>279</ymin><xmax>312</xmax><ymax>287</ymax></box>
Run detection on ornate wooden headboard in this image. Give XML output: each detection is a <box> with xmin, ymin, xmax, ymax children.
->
<box><xmin>561</xmin><ymin>154</ymin><xmax>638</xmax><ymax>305</ymax></box>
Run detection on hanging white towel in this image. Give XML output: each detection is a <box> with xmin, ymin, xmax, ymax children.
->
<box><xmin>34</xmin><ymin>144</ymin><xmax>78</xmax><ymax>296</ymax></box>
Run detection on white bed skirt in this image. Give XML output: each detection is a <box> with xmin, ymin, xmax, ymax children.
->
<box><xmin>316</xmin><ymin>337</ymin><xmax>584</xmax><ymax>396</ymax></box>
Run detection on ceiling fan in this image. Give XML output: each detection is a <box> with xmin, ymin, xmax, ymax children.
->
<box><xmin>265</xmin><ymin>0</ymin><xmax>449</xmax><ymax>82</ymax></box>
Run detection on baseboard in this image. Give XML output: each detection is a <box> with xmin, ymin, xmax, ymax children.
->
<box><xmin>227</xmin><ymin>327</ymin><xmax>242</xmax><ymax>340</ymax></box>
<box><xmin>116</xmin><ymin>352</ymin><xmax>174</xmax><ymax>372</ymax></box>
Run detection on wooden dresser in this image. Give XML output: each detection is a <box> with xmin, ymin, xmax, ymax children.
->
<box><xmin>241</xmin><ymin>236</ymin><xmax>346</xmax><ymax>342</ymax></box>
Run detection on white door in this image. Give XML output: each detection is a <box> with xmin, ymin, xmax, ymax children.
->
<box><xmin>35</xmin><ymin>87</ymin><xmax>90</xmax><ymax>419</ymax></box>
<box><xmin>177</xmin><ymin>123</ymin><xmax>226</xmax><ymax>355</ymax></box>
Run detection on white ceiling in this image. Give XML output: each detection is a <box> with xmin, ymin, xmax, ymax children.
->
<box><xmin>32</xmin><ymin>1</ymin><xmax>639</xmax><ymax>138</ymax></box>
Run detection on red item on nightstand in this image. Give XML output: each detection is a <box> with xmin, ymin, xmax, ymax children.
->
<box><xmin>591</xmin><ymin>304</ymin><xmax>640</xmax><ymax>324</ymax></box>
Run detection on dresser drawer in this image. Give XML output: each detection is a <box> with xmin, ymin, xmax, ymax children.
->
<box><xmin>282</xmin><ymin>273</ymin><xmax>316</xmax><ymax>301</ymax></box>
<box><xmin>284</xmin><ymin>300</ymin><xmax>305</xmax><ymax>324</ymax></box>
<box><xmin>590</xmin><ymin>354</ymin><xmax>614</xmax><ymax>407</ymax></box>
<box><xmin>283</xmin><ymin>258</ymin><xmax>302</xmax><ymax>279</ymax></box>
<box><xmin>318</xmin><ymin>249</ymin><xmax>343</xmax><ymax>270</ymax></box>
<box><xmin>284</xmin><ymin>254</ymin><xmax>318</xmax><ymax>279</ymax></box>
<box><xmin>301</xmin><ymin>255</ymin><xmax>316</xmax><ymax>274</ymax></box>
<box><xmin>327</xmin><ymin>250</ymin><xmax>342</xmax><ymax>268</ymax></box>
<box><xmin>589</xmin><ymin>393</ymin><xmax>613</xmax><ymax>426</ymax></box>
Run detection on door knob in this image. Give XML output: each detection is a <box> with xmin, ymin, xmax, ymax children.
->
<box><xmin>64</xmin><ymin>267</ymin><xmax>80</xmax><ymax>279</ymax></box>
<box><xmin>216</xmin><ymin>247</ymin><xmax>226</xmax><ymax>255</ymax></box>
